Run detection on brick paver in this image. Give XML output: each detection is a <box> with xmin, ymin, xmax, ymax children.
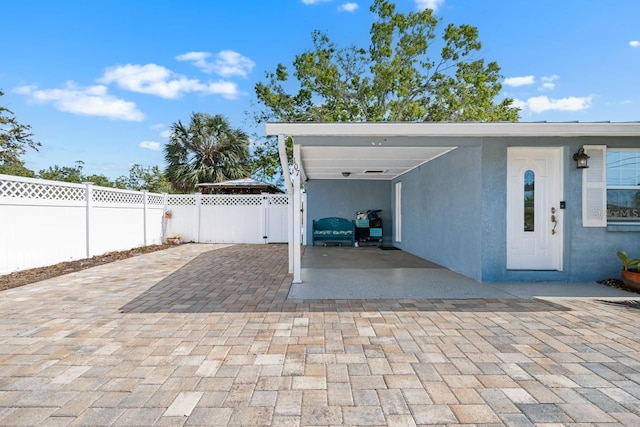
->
<box><xmin>1</xmin><ymin>243</ymin><xmax>640</xmax><ymax>425</ymax></box>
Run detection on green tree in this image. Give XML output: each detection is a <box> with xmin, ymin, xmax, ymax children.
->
<box><xmin>115</xmin><ymin>164</ymin><xmax>172</xmax><ymax>193</ymax></box>
<box><xmin>165</xmin><ymin>113</ymin><xmax>250</xmax><ymax>193</ymax></box>
<box><xmin>249</xmin><ymin>136</ymin><xmax>293</xmax><ymax>187</ymax></box>
<box><xmin>0</xmin><ymin>160</ymin><xmax>35</xmax><ymax>177</ymax></box>
<box><xmin>1</xmin><ymin>90</ymin><xmax>40</xmax><ymax>172</ymax></box>
<box><xmin>38</xmin><ymin>160</ymin><xmax>115</xmax><ymax>187</ymax></box>
<box><xmin>85</xmin><ymin>174</ymin><xmax>116</xmax><ymax>188</ymax></box>
<box><xmin>254</xmin><ymin>0</ymin><xmax>519</xmax><ymax>123</ymax></box>
<box><xmin>38</xmin><ymin>161</ymin><xmax>87</xmax><ymax>183</ymax></box>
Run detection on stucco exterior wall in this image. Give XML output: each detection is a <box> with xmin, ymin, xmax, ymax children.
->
<box><xmin>305</xmin><ymin>180</ymin><xmax>392</xmax><ymax>245</ymax></box>
<box><xmin>480</xmin><ymin>136</ymin><xmax>640</xmax><ymax>282</ymax></box>
<box><xmin>303</xmin><ymin>135</ymin><xmax>639</xmax><ymax>283</ymax></box>
<box><xmin>565</xmin><ymin>137</ymin><xmax>640</xmax><ymax>282</ymax></box>
<box><xmin>391</xmin><ymin>146</ymin><xmax>483</xmax><ymax>281</ymax></box>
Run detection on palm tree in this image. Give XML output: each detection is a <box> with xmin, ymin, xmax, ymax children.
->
<box><xmin>164</xmin><ymin>113</ymin><xmax>250</xmax><ymax>193</ymax></box>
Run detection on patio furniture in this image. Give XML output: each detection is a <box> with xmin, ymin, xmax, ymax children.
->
<box><xmin>312</xmin><ymin>217</ymin><xmax>355</xmax><ymax>246</ymax></box>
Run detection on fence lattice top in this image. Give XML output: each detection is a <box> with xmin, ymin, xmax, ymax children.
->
<box><xmin>0</xmin><ymin>175</ymin><xmax>166</xmax><ymax>204</ymax></box>
<box><xmin>1</xmin><ymin>175</ymin><xmax>289</xmax><ymax>208</ymax></box>
<box><xmin>201</xmin><ymin>195</ymin><xmax>263</xmax><ymax>206</ymax></box>
<box><xmin>0</xmin><ymin>178</ymin><xmax>86</xmax><ymax>201</ymax></box>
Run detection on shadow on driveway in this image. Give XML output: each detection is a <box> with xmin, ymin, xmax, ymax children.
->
<box><xmin>120</xmin><ymin>245</ymin><xmax>570</xmax><ymax>314</ymax></box>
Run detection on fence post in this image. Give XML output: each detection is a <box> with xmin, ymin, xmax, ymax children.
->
<box><xmin>83</xmin><ymin>182</ymin><xmax>94</xmax><ymax>258</ymax></box>
<box><xmin>262</xmin><ymin>193</ymin><xmax>268</xmax><ymax>244</ymax></box>
<box><xmin>194</xmin><ymin>192</ymin><xmax>202</xmax><ymax>243</ymax></box>
<box><xmin>142</xmin><ymin>191</ymin><xmax>148</xmax><ymax>246</ymax></box>
<box><xmin>162</xmin><ymin>193</ymin><xmax>168</xmax><ymax>243</ymax></box>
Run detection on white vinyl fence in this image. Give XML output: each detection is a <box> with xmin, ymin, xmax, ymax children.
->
<box><xmin>164</xmin><ymin>194</ymin><xmax>289</xmax><ymax>244</ymax></box>
<box><xmin>0</xmin><ymin>174</ymin><xmax>289</xmax><ymax>274</ymax></box>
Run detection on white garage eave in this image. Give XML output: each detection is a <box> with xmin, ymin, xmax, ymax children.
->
<box><xmin>266</xmin><ymin>121</ymin><xmax>640</xmax><ymax>181</ymax></box>
<box><xmin>266</xmin><ymin>121</ymin><xmax>640</xmax><ymax>137</ymax></box>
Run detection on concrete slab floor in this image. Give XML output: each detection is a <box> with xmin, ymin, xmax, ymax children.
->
<box><xmin>293</xmin><ymin>246</ymin><xmax>638</xmax><ymax>300</ymax></box>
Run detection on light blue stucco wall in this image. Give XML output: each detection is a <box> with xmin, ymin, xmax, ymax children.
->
<box><xmin>305</xmin><ymin>136</ymin><xmax>639</xmax><ymax>283</ymax></box>
<box><xmin>305</xmin><ymin>180</ymin><xmax>392</xmax><ymax>245</ymax></box>
<box><xmin>480</xmin><ymin>136</ymin><xmax>640</xmax><ymax>282</ymax></box>
<box><xmin>391</xmin><ymin>147</ymin><xmax>484</xmax><ymax>281</ymax></box>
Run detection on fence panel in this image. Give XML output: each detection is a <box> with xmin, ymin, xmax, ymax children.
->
<box><xmin>0</xmin><ymin>176</ymin><xmax>88</xmax><ymax>274</ymax></box>
<box><xmin>1</xmin><ymin>174</ymin><xmax>290</xmax><ymax>274</ymax></box>
<box><xmin>165</xmin><ymin>195</ymin><xmax>198</xmax><ymax>242</ymax></box>
<box><xmin>198</xmin><ymin>195</ymin><xmax>264</xmax><ymax>244</ymax></box>
<box><xmin>0</xmin><ymin>174</ymin><xmax>166</xmax><ymax>274</ymax></box>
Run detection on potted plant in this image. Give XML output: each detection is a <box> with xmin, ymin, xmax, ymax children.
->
<box><xmin>617</xmin><ymin>250</ymin><xmax>640</xmax><ymax>291</ymax></box>
<box><xmin>166</xmin><ymin>234</ymin><xmax>182</xmax><ymax>245</ymax></box>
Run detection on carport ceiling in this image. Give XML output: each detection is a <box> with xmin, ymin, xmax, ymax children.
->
<box><xmin>299</xmin><ymin>145</ymin><xmax>455</xmax><ymax>180</ymax></box>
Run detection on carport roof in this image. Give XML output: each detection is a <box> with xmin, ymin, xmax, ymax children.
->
<box><xmin>265</xmin><ymin>121</ymin><xmax>640</xmax><ymax>180</ymax></box>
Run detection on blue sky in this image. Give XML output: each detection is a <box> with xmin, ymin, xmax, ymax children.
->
<box><xmin>3</xmin><ymin>0</ymin><xmax>639</xmax><ymax>179</ymax></box>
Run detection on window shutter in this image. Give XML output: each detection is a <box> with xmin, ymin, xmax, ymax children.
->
<box><xmin>582</xmin><ymin>145</ymin><xmax>607</xmax><ymax>227</ymax></box>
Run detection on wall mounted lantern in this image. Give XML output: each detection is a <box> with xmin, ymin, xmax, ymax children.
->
<box><xmin>572</xmin><ymin>147</ymin><xmax>590</xmax><ymax>169</ymax></box>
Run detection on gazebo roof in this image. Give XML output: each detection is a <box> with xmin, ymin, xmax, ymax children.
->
<box><xmin>196</xmin><ymin>178</ymin><xmax>284</xmax><ymax>194</ymax></box>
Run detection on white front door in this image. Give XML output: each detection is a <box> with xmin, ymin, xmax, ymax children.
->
<box><xmin>507</xmin><ymin>147</ymin><xmax>563</xmax><ymax>270</ymax></box>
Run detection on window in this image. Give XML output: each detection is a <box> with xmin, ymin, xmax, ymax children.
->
<box><xmin>607</xmin><ymin>149</ymin><xmax>640</xmax><ymax>223</ymax></box>
<box><xmin>524</xmin><ymin>170</ymin><xmax>535</xmax><ymax>231</ymax></box>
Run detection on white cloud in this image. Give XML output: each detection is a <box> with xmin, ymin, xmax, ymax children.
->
<box><xmin>539</xmin><ymin>75</ymin><xmax>559</xmax><ymax>91</ymax></box>
<box><xmin>301</xmin><ymin>0</ymin><xmax>332</xmax><ymax>4</ymax></box>
<box><xmin>206</xmin><ymin>81</ymin><xmax>240</xmax><ymax>98</ymax></box>
<box><xmin>16</xmin><ymin>82</ymin><xmax>144</xmax><ymax>121</ymax></box>
<box><xmin>99</xmin><ymin>64</ymin><xmax>203</xmax><ymax>99</ymax></box>
<box><xmin>415</xmin><ymin>0</ymin><xmax>444</xmax><ymax>11</ymax></box>
<box><xmin>176</xmin><ymin>50</ymin><xmax>255</xmax><ymax>78</ymax></box>
<box><xmin>160</xmin><ymin>129</ymin><xmax>172</xmax><ymax>139</ymax></box>
<box><xmin>99</xmin><ymin>63</ymin><xmax>240</xmax><ymax>99</ymax></box>
<box><xmin>630</xmin><ymin>40</ymin><xmax>640</xmax><ymax>48</ymax></box>
<box><xmin>517</xmin><ymin>95</ymin><xmax>592</xmax><ymax>114</ymax></box>
<box><xmin>12</xmin><ymin>85</ymin><xmax>38</xmax><ymax>95</ymax></box>
<box><xmin>503</xmin><ymin>75</ymin><xmax>535</xmax><ymax>87</ymax></box>
<box><xmin>338</xmin><ymin>2</ymin><xmax>358</xmax><ymax>12</ymax></box>
<box><xmin>139</xmin><ymin>140</ymin><xmax>161</xmax><ymax>151</ymax></box>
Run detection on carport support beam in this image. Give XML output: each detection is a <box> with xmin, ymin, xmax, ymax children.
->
<box><xmin>278</xmin><ymin>134</ymin><xmax>294</xmax><ymax>275</ymax></box>
<box><xmin>293</xmin><ymin>144</ymin><xmax>302</xmax><ymax>283</ymax></box>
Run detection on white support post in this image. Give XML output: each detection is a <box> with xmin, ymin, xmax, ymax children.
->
<box><xmin>83</xmin><ymin>182</ymin><xmax>93</xmax><ymax>258</ymax></box>
<box><xmin>293</xmin><ymin>144</ymin><xmax>302</xmax><ymax>283</ymax></box>
<box><xmin>142</xmin><ymin>191</ymin><xmax>149</xmax><ymax>246</ymax></box>
<box><xmin>279</xmin><ymin>134</ymin><xmax>294</xmax><ymax>274</ymax></box>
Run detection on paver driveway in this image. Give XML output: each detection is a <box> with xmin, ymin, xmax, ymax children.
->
<box><xmin>1</xmin><ymin>243</ymin><xmax>640</xmax><ymax>426</ymax></box>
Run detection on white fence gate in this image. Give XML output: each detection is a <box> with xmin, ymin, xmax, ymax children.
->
<box><xmin>0</xmin><ymin>174</ymin><xmax>289</xmax><ymax>274</ymax></box>
<box><xmin>165</xmin><ymin>194</ymin><xmax>289</xmax><ymax>244</ymax></box>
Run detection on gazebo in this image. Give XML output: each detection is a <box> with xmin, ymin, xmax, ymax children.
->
<box><xmin>196</xmin><ymin>178</ymin><xmax>284</xmax><ymax>195</ymax></box>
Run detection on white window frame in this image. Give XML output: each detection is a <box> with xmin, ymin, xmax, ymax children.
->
<box><xmin>606</xmin><ymin>148</ymin><xmax>640</xmax><ymax>224</ymax></box>
<box><xmin>582</xmin><ymin>145</ymin><xmax>640</xmax><ymax>227</ymax></box>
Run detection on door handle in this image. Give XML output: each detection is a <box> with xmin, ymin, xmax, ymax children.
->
<box><xmin>551</xmin><ymin>207</ymin><xmax>558</xmax><ymax>235</ymax></box>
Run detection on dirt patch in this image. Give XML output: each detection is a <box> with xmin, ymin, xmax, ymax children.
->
<box><xmin>0</xmin><ymin>244</ymin><xmax>176</xmax><ymax>292</ymax></box>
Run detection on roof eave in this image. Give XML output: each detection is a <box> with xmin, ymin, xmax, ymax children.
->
<box><xmin>265</xmin><ymin>122</ymin><xmax>640</xmax><ymax>138</ymax></box>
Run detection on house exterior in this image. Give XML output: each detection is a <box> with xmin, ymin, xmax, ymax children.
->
<box><xmin>266</xmin><ymin>122</ymin><xmax>640</xmax><ymax>284</ymax></box>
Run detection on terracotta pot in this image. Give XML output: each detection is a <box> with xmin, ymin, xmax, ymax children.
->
<box><xmin>166</xmin><ymin>237</ymin><xmax>181</xmax><ymax>245</ymax></box>
<box><xmin>621</xmin><ymin>269</ymin><xmax>640</xmax><ymax>292</ymax></box>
